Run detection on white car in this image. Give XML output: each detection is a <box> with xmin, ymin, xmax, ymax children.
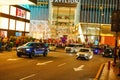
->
<box><xmin>76</xmin><ymin>48</ymin><xmax>93</xmax><ymax>60</ymax></box>
<box><xmin>48</xmin><ymin>43</ymin><xmax>56</xmax><ymax>51</ymax></box>
<box><xmin>65</xmin><ymin>43</ymin><xmax>83</xmax><ymax>53</ymax></box>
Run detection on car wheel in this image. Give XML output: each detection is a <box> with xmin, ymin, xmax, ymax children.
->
<box><xmin>76</xmin><ymin>56</ymin><xmax>80</xmax><ymax>60</ymax></box>
<box><xmin>43</xmin><ymin>51</ymin><xmax>47</xmax><ymax>57</ymax></box>
<box><xmin>17</xmin><ymin>52</ymin><xmax>21</xmax><ymax>57</ymax></box>
<box><xmin>29</xmin><ymin>51</ymin><xmax>34</xmax><ymax>58</ymax></box>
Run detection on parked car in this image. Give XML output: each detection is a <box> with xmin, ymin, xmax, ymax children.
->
<box><xmin>91</xmin><ymin>45</ymin><xmax>104</xmax><ymax>54</ymax></box>
<box><xmin>76</xmin><ymin>48</ymin><xmax>93</xmax><ymax>60</ymax></box>
<box><xmin>65</xmin><ymin>43</ymin><xmax>83</xmax><ymax>53</ymax></box>
<box><xmin>48</xmin><ymin>43</ymin><xmax>56</xmax><ymax>51</ymax></box>
<box><xmin>16</xmin><ymin>42</ymin><xmax>49</xmax><ymax>58</ymax></box>
<box><xmin>102</xmin><ymin>48</ymin><xmax>114</xmax><ymax>58</ymax></box>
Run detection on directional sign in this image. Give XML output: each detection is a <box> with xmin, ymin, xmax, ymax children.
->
<box><xmin>36</xmin><ymin>61</ymin><xmax>53</xmax><ymax>65</ymax></box>
<box><xmin>73</xmin><ymin>65</ymin><xmax>85</xmax><ymax>71</ymax></box>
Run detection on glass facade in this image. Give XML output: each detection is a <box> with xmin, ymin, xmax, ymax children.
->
<box><xmin>80</xmin><ymin>0</ymin><xmax>120</xmax><ymax>24</ymax></box>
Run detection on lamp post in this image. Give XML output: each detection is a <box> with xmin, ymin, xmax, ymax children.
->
<box><xmin>114</xmin><ymin>0</ymin><xmax>120</xmax><ymax>65</ymax></box>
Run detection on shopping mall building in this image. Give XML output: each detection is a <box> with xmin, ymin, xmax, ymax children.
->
<box><xmin>0</xmin><ymin>0</ymin><xmax>120</xmax><ymax>46</ymax></box>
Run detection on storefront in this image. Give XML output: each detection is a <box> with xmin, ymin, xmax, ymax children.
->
<box><xmin>0</xmin><ymin>5</ymin><xmax>30</xmax><ymax>38</ymax></box>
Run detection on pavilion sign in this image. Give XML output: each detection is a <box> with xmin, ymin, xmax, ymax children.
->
<box><xmin>50</xmin><ymin>0</ymin><xmax>80</xmax><ymax>3</ymax></box>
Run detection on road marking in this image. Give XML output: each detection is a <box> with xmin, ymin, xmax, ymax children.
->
<box><xmin>19</xmin><ymin>74</ymin><xmax>36</xmax><ymax>80</ymax></box>
<box><xmin>68</xmin><ymin>54</ymin><xmax>74</xmax><ymax>56</ymax></box>
<box><xmin>7</xmin><ymin>58</ymin><xmax>21</xmax><ymax>61</ymax></box>
<box><xmin>73</xmin><ymin>65</ymin><xmax>85</xmax><ymax>71</ymax></box>
<box><xmin>36</xmin><ymin>60</ymin><xmax>53</xmax><ymax>65</ymax></box>
<box><xmin>57</xmin><ymin>63</ymin><xmax>66</xmax><ymax>67</ymax></box>
<box><xmin>0</xmin><ymin>53</ymin><xmax>4</xmax><ymax>55</ymax></box>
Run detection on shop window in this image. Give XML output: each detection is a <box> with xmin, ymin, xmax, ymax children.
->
<box><xmin>16</xmin><ymin>21</ymin><xmax>25</xmax><ymax>31</ymax></box>
<box><xmin>26</xmin><ymin>11</ymin><xmax>30</xmax><ymax>20</ymax></box>
<box><xmin>9</xmin><ymin>19</ymin><xmax>15</xmax><ymax>30</ymax></box>
<box><xmin>0</xmin><ymin>5</ymin><xmax>9</xmax><ymax>14</ymax></box>
<box><xmin>25</xmin><ymin>23</ymin><xmax>30</xmax><ymax>32</ymax></box>
<box><xmin>10</xmin><ymin>6</ymin><xmax>16</xmax><ymax>16</ymax></box>
<box><xmin>0</xmin><ymin>17</ymin><xmax>8</xmax><ymax>29</ymax></box>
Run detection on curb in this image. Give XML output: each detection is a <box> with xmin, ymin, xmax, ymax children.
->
<box><xmin>93</xmin><ymin>63</ymin><xmax>105</xmax><ymax>80</ymax></box>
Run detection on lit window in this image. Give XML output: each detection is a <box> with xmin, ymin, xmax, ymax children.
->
<box><xmin>0</xmin><ymin>17</ymin><xmax>8</xmax><ymax>29</ymax></box>
<box><xmin>26</xmin><ymin>11</ymin><xmax>30</xmax><ymax>20</ymax></box>
<box><xmin>10</xmin><ymin>6</ymin><xmax>16</xmax><ymax>16</ymax></box>
<box><xmin>16</xmin><ymin>21</ymin><xmax>25</xmax><ymax>31</ymax></box>
<box><xmin>9</xmin><ymin>19</ymin><xmax>15</xmax><ymax>30</ymax></box>
<box><xmin>26</xmin><ymin>23</ymin><xmax>30</xmax><ymax>32</ymax></box>
<box><xmin>0</xmin><ymin>5</ymin><xmax>9</xmax><ymax>14</ymax></box>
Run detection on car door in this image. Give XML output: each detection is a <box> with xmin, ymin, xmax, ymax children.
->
<box><xmin>37</xmin><ymin>43</ymin><xmax>45</xmax><ymax>54</ymax></box>
<box><xmin>33</xmin><ymin>43</ymin><xmax>40</xmax><ymax>54</ymax></box>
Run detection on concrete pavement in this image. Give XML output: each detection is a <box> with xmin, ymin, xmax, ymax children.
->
<box><xmin>94</xmin><ymin>60</ymin><xmax>120</xmax><ymax>80</ymax></box>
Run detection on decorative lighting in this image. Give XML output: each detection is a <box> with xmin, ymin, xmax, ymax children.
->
<box><xmin>78</xmin><ymin>23</ymin><xmax>85</xmax><ymax>43</ymax></box>
<box><xmin>0</xmin><ymin>0</ymin><xmax>37</xmax><ymax>5</ymax></box>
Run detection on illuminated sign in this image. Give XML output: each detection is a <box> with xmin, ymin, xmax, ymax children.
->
<box><xmin>51</xmin><ymin>0</ymin><xmax>80</xmax><ymax>3</ymax></box>
<box><xmin>16</xmin><ymin>8</ymin><xmax>26</xmax><ymax>18</ymax></box>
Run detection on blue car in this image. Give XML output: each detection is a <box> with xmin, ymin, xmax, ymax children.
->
<box><xmin>16</xmin><ymin>42</ymin><xmax>49</xmax><ymax>58</ymax></box>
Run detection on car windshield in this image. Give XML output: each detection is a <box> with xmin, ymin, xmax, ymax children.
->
<box><xmin>67</xmin><ymin>44</ymin><xmax>83</xmax><ymax>47</ymax></box>
<box><xmin>104</xmin><ymin>49</ymin><xmax>112</xmax><ymax>53</ymax></box>
<box><xmin>49</xmin><ymin>44</ymin><xmax>55</xmax><ymax>46</ymax></box>
<box><xmin>80</xmin><ymin>49</ymin><xmax>89</xmax><ymax>52</ymax></box>
<box><xmin>24</xmin><ymin>42</ymin><xmax>35</xmax><ymax>46</ymax></box>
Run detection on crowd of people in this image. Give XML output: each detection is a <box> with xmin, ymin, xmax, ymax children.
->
<box><xmin>0</xmin><ymin>36</ymin><xmax>78</xmax><ymax>51</ymax></box>
<box><xmin>0</xmin><ymin>36</ymin><xmax>36</xmax><ymax>52</ymax></box>
<box><xmin>0</xmin><ymin>36</ymin><xmax>94</xmax><ymax>52</ymax></box>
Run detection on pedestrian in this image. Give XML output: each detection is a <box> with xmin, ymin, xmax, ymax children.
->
<box><xmin>118</xmin><ymin>48</ymin><xmax>120</xmax><ymax>62</ymax></box>
<box><xmin>0</xmin><ymin>40</ymin><xmax>2</xmax><ymax>52</ymax></box>
<box><xmin>118</xmin><ymin>48</ymin><xmax>120</xmax><ymax>76</ymax></box>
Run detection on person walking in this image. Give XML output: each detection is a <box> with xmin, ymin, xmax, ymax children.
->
<box><xmin>118</xmin><ymin>48</ymin><xmax>120</xmax><ymax>76</ymax></box>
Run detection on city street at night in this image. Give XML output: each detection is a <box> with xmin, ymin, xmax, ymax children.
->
<box><xmin>0</xmin><ymin>49</ymin><xmax>112</xmax><ymax>80</ymax></box>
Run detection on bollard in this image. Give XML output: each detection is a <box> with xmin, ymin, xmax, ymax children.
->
<box><xmin>118</xmin><ymin>67</ymin><xmax>120</xmax><ymax>76</ymax></box>
<box><xmin>108</xmin><ymin>61</ymin><xmax>110</xmax><ymax>70</ymax></box>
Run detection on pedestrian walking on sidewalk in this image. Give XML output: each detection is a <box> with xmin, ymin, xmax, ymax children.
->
<box><xmin>118</xmin><ymin>48</ymin><xmax>120</xmax><ymax>76</ymax></box>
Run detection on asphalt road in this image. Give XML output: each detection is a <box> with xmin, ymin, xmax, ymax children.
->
<box><xmin>0</xmin><ymin>49</ymin><xmax>113</xmax><ymax>80</ymax></box>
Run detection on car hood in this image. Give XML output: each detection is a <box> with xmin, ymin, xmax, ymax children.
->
<box><xmin>77</xmin><ymin>52</ymin><xmax>88</xmax><ymax>54</ymax></box>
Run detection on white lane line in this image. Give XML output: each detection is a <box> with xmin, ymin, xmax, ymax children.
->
<box><xmin>36</xmin><ymin>60</ymin><xmax>53</xmax><ymax>65</ymax></box>
<box><xmin>57</xmin><ymin>63</ymin><xmax>66</xmax><ymax>67</ymax></box>
<box><xmin>19</xmin><ymin>74</ymin><xmax>36</xmax><ymax>80</ymax></box>
<box><xmin>0</xmin><ymin>54</ymin><xmax>4</xmax><ymax>55</ymax></box>
<box><xmin>7</xmin><ymin>58</ymin><xmax>21</xmax><ymax>61</ymax></box>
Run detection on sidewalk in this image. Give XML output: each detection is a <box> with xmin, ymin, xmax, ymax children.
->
<box><xmin>99</xmin><ymin>61</ymin><xmax>120</xmax><ymax>80</ymax></box>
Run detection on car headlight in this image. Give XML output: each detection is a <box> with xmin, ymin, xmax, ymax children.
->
<box><xmin>85</xmin><ymin>54</ymin><xmax>88</xmax><ymax>56</ymax></box>
<box><xmin>17</xmin><ymin>49</ymin><xmax>20</xmax><ymax>51</ymax></box>
<box><xmin>110</xmin><ymin>53</ymin><xmax>112</xmax><ymax>55</ymax></box>
<box><xmin>76</xmin><ymin>53</ymin><xmax>80</xmax><ymax>56</ymax></box>
<box><xmin>26</xmin><ymin>48</ymin><xmax>30</xmax><ymax>51</ymax></box>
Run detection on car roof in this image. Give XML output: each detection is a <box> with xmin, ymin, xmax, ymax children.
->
<box><xmin>80</xmin><ymin>48</ymin><xmax>91</xmax><ymax>50</ymax></box>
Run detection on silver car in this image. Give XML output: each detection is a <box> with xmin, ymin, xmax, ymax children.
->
<box><xmin>65</xmin><ymin>43</ymin><xmax>83</xmax><ymax>53</ymax></box>
<box><xmin>76</xmin><ymin>48</ymin><xmax>93</xmax><ymax>60</ymax></box>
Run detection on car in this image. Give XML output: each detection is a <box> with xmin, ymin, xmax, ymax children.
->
<box><xmin>102</xmin><ymin>48</ymin><xmax>114</xmax><ymax>58</ymax></box>
<box><xmin>91</xmin><ymin>45</ymin><xmax>104</xmax><ymax>54</ymax></box>
<box><xmin>76</xmin><ymin>48</ymin><xmax>93</xmax><ymax>60</ymax></box>
<box><xmin>65</xmin><ymin>43</ymin><xmax>83</xmax><ymax>53</ymax></box>
<box><xmin>48</xmin><ymin>43</ymin><xmax>56</xmax><ymax>51</ymax></box>
<box><xmin>16</xmin><ymin>42</ymin><xmax>49</xmax><ymax>58</ymax></box>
